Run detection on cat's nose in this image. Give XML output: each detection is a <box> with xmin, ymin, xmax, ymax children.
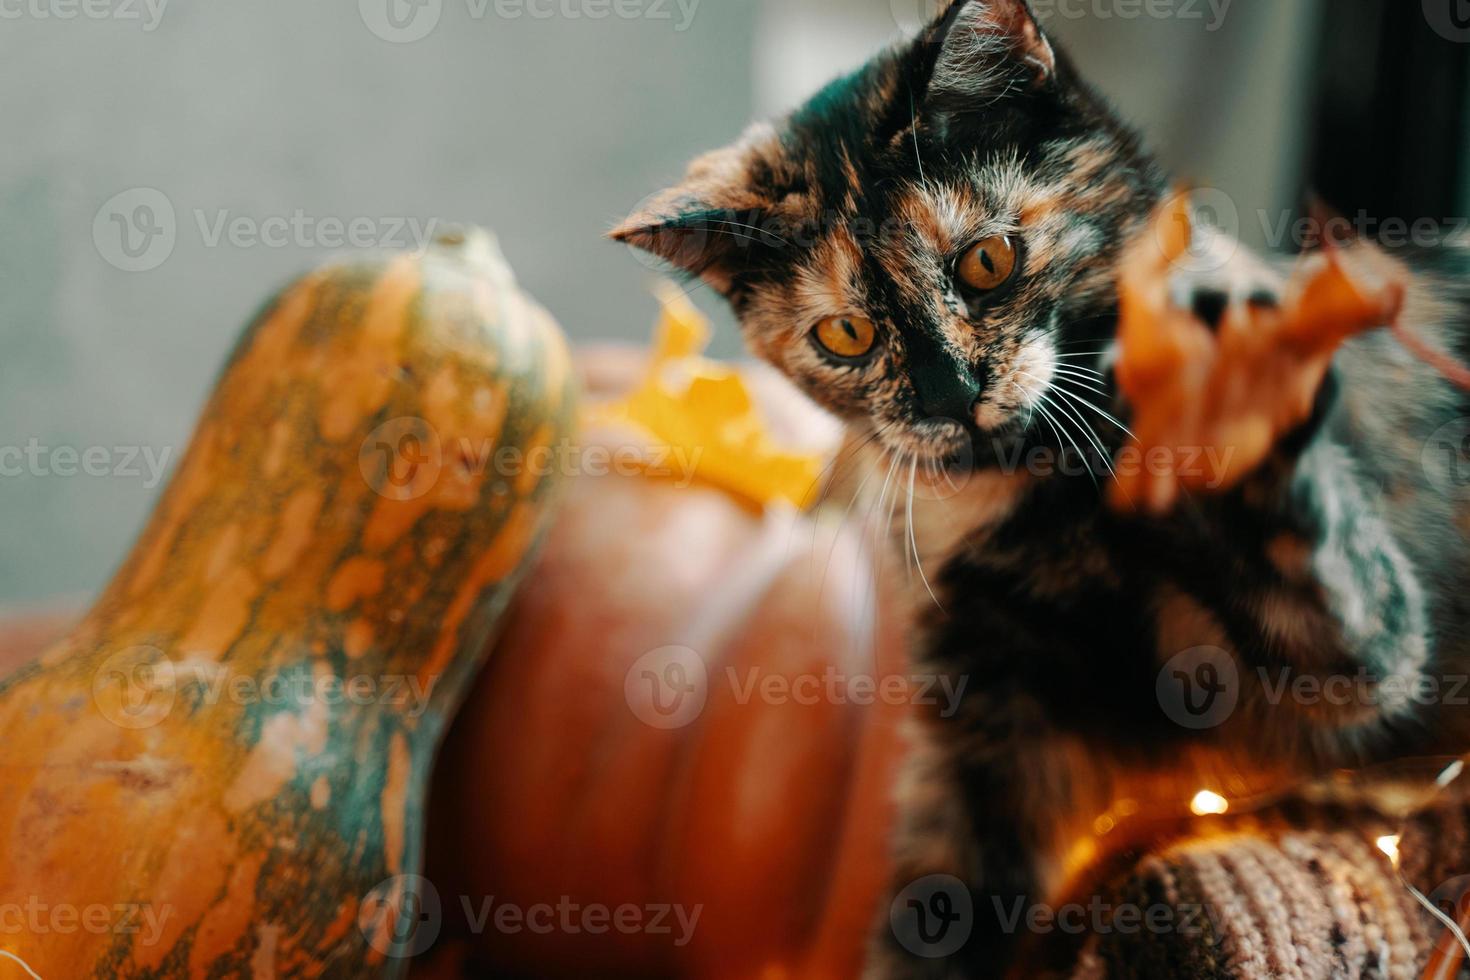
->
<box><xmin>908</xmin><ymin>332</ymin><xmax>982</xmax><ymax>426</ymax></box>
<box><xmin>918</xmin><ymin>379</ymin><xmax>982</xmax><ymax>426</ymax></box>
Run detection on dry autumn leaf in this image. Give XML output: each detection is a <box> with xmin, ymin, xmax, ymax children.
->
<box><xmin>1111</xmin><ymin>193</ymin><xmax>1406</xmax><ymax>513</ymax></box>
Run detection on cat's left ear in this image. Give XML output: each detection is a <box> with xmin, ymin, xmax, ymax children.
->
<box><xmin>926</xmin><ymin>0</ymin><xmax>1056</xmax><ymax>99</ymax></box>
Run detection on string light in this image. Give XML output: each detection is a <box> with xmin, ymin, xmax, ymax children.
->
<box><xmin>1190</xmin><ymin>790</ymin><xmax>1229</xmax><ymax>816</ymax></box>
<box><xmin>1375</xmin><ymin>834</ymin><xmax>1401</xmax><ymax>868</ymax></box>
<box><xmin>0</xmin><ymin>951</ymin><xmax>42</xmax><ymax>980</ymax></box>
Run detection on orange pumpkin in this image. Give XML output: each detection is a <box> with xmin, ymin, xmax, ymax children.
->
<box><xmin>0</xmin><ymin>231</ymin><xmax>574</xmax><ymax>977</ymax></box>
<box><xmin>425</xmin><ymin>351</ymin><xmax>911</xmax><ymax>978</ymax></box>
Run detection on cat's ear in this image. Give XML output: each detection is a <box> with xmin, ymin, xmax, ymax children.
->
<box><xmin>610</xmin><ymin>136</ymin><xmax>782</xmax><ymax>293</ymax></box>
<box><xmin>925</xmin><ymin>0</ymin><xmax>1056</xmax><ymax>100</ymax></box>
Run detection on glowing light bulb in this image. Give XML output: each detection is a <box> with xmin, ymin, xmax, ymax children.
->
<box><xmin>1190</xmin><ymin>790</ymin><xmax>1229</xmax><ymax>816</ymax></box>
<box><xmin>1376</xmin><ymin>834</ymin><xmax>1401</xmax><ymax>867</ymax></box>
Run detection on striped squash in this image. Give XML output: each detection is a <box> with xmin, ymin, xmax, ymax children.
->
<box><xmin>0</xmin><ymin>231</ymin><xmax>573</xmax><ymax>977</ymax></box>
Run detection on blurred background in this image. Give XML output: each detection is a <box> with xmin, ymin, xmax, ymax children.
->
<box><xmin>0</xmin><ymin>0</ymin><xmax>1464</xmax><ymax>602</ymax></box>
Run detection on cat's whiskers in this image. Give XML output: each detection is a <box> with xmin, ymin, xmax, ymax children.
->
<box><xmin>808</xmin><ymin>450</ymin><xmax>882</xmax><ymax>635</ymax></box>
<box><xmin>702</xmin><ymin>219</ymin><xmax>791</xmax><ymax>248</ymax></box>
<box><xmin>1008</xmin><ymin>374</ymin><xmax>1078</xmax><ymax>478</ymax></box>
<box><xmin>1049</xmin><ymin>378</ymin><xmax>1138</xmax><ymax>442</ymax></box>
<box><xmin>1050</xmin><ymin>363</ymin><xmax>1108</xmax><ymax>381</ymax></box>
<box><xmin>805</xmin><ymin>420</ymin><xmax>897</xmax><ymax>515</ymax></box>
<box><xmin>907</xmin><ymin>455</ymin><xmax>946</xmax><ymax>612</ymax></box>
<box><xmin>807</xmin><ymin>421</ymin><xmax>901</xmax><ymax>617</ymax></box>
<box><xmin>907</xmin><ymin>87</ymin><xmax>926</xmax><ymax>185</ymax></box>
<box><xmin>1021</xmin><ymin>372</ymin><xmax>1118</xmax><ymax>486</ymax></box>
<box><xmin>1047</xmin><ymin>370</ymin><xmax>1116</xmax><ymax>402</ymax></box>
<box><xmin>1022</xmin><ymin>382</ymin><xmax>1096</xmax><ymax>489</ymax></box>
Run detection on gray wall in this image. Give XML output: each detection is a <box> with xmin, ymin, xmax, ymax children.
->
<box><xmin>0</xmin><ymin>0</ymin><xmax>1320</xmax><ymax>603</ymax></box>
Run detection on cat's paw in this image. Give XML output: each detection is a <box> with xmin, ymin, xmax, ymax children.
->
<box><xmin>1109</xmin><ymin>193</ymin><xmax>1404</xmax><ymax>514</ymax></box>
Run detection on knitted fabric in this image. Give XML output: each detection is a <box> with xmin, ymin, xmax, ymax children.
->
<box><xmin>1071</xmin><ymin>789</ymin><xmax>1470</xmax><ymax>979</ymax></box>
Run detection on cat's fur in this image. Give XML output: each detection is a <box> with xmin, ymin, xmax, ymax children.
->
<box><xmin>613</xmin><ymin>1</ymin><xmax>1470</xmax><ymax>976</ymax></box>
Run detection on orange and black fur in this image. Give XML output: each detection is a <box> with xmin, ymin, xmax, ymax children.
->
<box><xmin>615</xmin><ymin>1</ymin><xmax>1470</xmax><ymax>975</ymax></box>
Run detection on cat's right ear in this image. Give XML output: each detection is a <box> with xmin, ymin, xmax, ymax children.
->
<box><xmin>610</xmin><ymin>139</ymin><xmax>780</xmax><ymax>294</ymax></box>
<box><xmin>924</xmin><ymin>0</ymin><xmax>1056</xmax><ymax>100</ymax></box>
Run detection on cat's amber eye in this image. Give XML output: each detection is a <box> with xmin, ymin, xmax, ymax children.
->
<box><xmin>957</xmin><ymin>236</ymin><xmax>1019</xmax><ymax>293</ymax></box>
<box><xmin>812</xmin><ymin>315</ymin><xmax>877</xmax><ymax>360</ymax></box>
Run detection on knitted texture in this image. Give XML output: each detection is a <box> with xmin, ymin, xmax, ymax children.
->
<box><xmin>1072</xmin><ymin>790</ymin><xmax>1470</xmax><ymax>979</ymax></box>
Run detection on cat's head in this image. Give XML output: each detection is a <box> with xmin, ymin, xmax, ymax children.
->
<box><xmin>613</xmin><ymin>0</ymin><xmax>1165</xmax><ymax>467</ymax></box>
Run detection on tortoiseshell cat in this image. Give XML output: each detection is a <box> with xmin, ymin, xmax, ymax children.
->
<box><xmin>614</xmin><ymin>1</ymin><xmax>1470</xmax><ymax>975</ymax></box>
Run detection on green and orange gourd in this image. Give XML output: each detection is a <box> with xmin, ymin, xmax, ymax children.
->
<box><xmin>0</xmin><ymin>230</ymin><xmax>574</xmax><ymax>977</ymax></box>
